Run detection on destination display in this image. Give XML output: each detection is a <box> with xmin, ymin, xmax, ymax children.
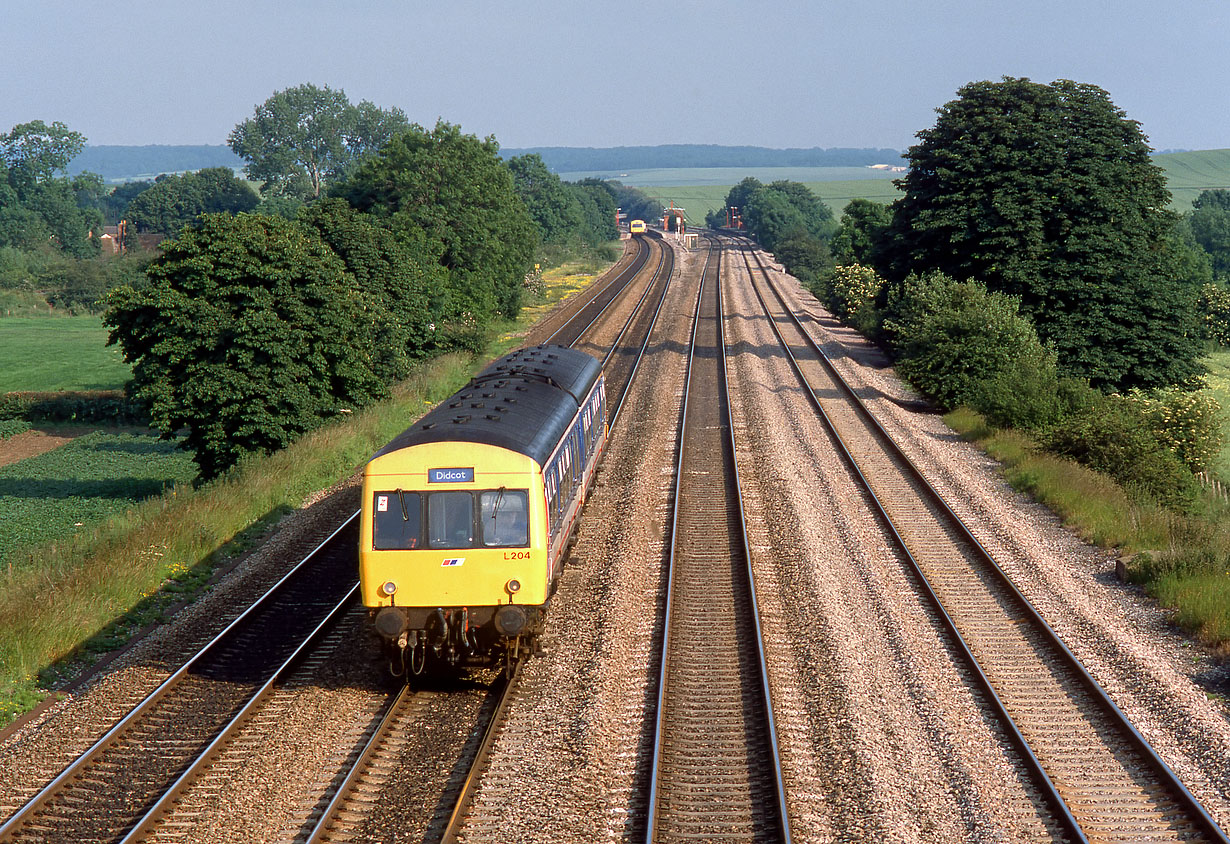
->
<box><xmin>428</xmin><ymin>467</ymin><xmax>475</xmax><ymax>483</ymax></box>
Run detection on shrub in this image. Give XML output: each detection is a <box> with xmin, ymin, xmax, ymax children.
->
<box><xmin>1197</xmin><ymin>282</ymin><xmax>1230</xmax><ymax>346</ymax></box>
<box><xmin>825</xmin><ymin>264</ymin><xmax>884</xmax><ymax>335</ymax></box>
<box><xmin>884</xmin><ymin>271</ymin><xmax>1054</xmax><ymax>412</ymax></box>
<box><xmin>1122</xmin><ymin>387</ymin><xmax>1224</xmax><ymax>473</ymax></box>
<box><xmin>0</xmin><ymin>419</ymin><xmax>29</xmax><ymax>439</ymax></box>
<box><xmin>1039</xmin><ymin>394</ymin><xmax>1199</xmax><ymax>511</ymax></box>
<box><xmin>0</xmin><ymin>391</ymin><xmax>146</xmax><ymax>425</ymax></box>
<box><xmin>971</xmin><ymin>352</ymin><xmax>1062</xmax><ymax>430</ymax></box>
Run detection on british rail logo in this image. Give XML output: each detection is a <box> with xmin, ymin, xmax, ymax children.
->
<box><xmin>429</xmin><ymin>467</ymin><xmax>474</xmax><ymax>483</ymax></box>
<box><xmin>442</xmin><ymin>558</ymin><xmax>465</xmax><ymax>567</ymax></box>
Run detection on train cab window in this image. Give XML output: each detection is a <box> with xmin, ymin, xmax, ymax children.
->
<box><xmin>428</xmin><ymin>491</ymin><xmax>474</xmax><ymax>548</ymax></box>
<box><xmin>480</xmin><ymin>489</ymin><xmax>529</xmax><ymax>547</ymax></box>
<box><xmin>372</xmin><ymin>490</ymin><xmax>421</xmax><ymax>550</ymax></box>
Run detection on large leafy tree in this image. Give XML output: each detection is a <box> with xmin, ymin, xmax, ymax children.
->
<box><xmin>0</xmin><ymin>120</ymin><xmax>85</xmax><ymax>189</ymax></box>
<box><xmin>567</xmin><ymin>178</ymin><xmax>619</xmax><ymax>244</ymax></box>
<box><xmin>124</xmin><ymin>167</ymin><xmax>259</xmax><ymax>234</ymax></box>
<box><xmin>506</xmin><ymin>153</ymin><xmax>584</xmax><ymax>244</ymax></box>
<box><xmin>763</xmin><ymin>180</ymin><xmax>837</xmax><ymax>241</ymax></box>
<box><xmin>105</xmin><ymin>213</ymin><xmax>387</xmax><ymax>480</ymax></box>
<box><xmin>883</xmin><ymin>77</ymin><xmax>1202</xmax><ymax>392</ymax></box>
<box><xmin>297</xmin><ymin>197</ymin><xmax>443</xmax><ymax>374</ymax></box>
<box><xmin>0</xmin><ymin>120</ymin><xmax>101</xmax><ymax>256</ymax></box>
<box><xmin>229</xmin><ymin>84</ymin><xmax>409</xmax><ymax>200</ymax></box>
<box><xmin>335</xmin><ymin>121</ymin><xmax>536</xmax><ymax>320</ymax></box>
<box><xmin>830</xmin><ymin>198</ymin><xmax>892</xmax><ymax>266</ymax></box>
<box><xmin>1188</xmin><ymin>190</ymin><xmax>1230</xmax><ymax>277</ymax></box>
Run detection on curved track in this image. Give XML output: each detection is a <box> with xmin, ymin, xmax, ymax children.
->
<box><xmin>304</xmin><ymin>234</ymin><xmax>679</xmax><ymax>842</ymax></box>
<box><xmin>0</xmin><ymin>517</ymin><xmax>360</xmax><ymax>844</ymax></box>
<box><xmin>1</xmin><ymin>236</ymin><xmax>665</xmax><ymax>844</ymax></box>
<box><xmin>735</xmin><ymin>238</ymin><xmax>1230</xmax><ymax>844</ymax></box>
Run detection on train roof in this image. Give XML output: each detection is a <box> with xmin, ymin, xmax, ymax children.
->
<box><xmin>371</xmin><ymin>345</ymin><xmax>603</xmax><ymax>467</ymax></box>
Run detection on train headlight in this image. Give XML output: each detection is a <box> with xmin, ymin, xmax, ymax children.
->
<box><xmin>505</xmin><ymin>578</ymin><xmax>521</xmax><ymax>595</ymax></box>
<box><xmin>380</xmin><ymin>581</ymin><xmax>398</xmax><ymax>597</ymax></box>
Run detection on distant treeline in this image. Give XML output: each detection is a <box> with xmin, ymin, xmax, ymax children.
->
<box><xmin>67</xmin><ymin>145</ymin><xmax>243</xmax><ymax>180</ymax></box>
<box><xmin>501</xmin><ymin>145</ymin><xmax>905</xmax><ymax>172</ymax></box>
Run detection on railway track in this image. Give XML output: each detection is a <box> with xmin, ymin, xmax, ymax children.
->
<box><xmin>535</xmin><ymin>232</ymin><xmax>657</xmax><ymax>348</ymax></box>
<box><xmin>0</xmin><ymin>516</ymin><xmax>361</xmax><ymax>844</ymax></box>
<box><xmin>644</xmin><ymin>240</ymin><xmax>790</xmax><ymax>842</ymax></box>
<box><xmin>2</xmin><ymin>236</ymin><xmax>660</xmax><ymax>843</ymax></box>
<box><xmin>735</xmin><ymin>238</ymin><xmax>1230</xmax><ymax>843</ymax></box>
<box><xmin>301</xmin><ymin>235</ymin><xmax>679</xmax><ymax>841</ymax></box>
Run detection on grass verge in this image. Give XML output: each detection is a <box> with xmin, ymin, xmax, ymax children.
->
<box><xmin>0</xmin><ymin>255</ymin><xmax>615</xmax><ymax>725</ymax></box>
<box><xmin>944</xmin><ymin>406</ymin><xmax>1230</xmax><ymax>653</ymax></box>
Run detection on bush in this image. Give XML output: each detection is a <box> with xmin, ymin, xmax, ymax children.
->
<box><xmin>0</xmin><ymin>391</ymin><xmax>146</xmax><ymax>425</ymax></box>
<box><xmin>1122</xmin><ymin>387</ymin><xmax>1224</xmax><ymax>473</ymax></box>
<box><xmin>884</xmin><ymin>272</ymin><xmax>1054</xmax><ymax>412</ymax></box>
<box><xmin>1197</xmin><ymin>282</ymin><xmax>1230</xmax><ymax>346</ymax></box>
<box><xmin>1039</xmin><ymin>394</ymin><xmax>1199</xmax><ymax>511</ymax></box>
<box><xmin>0</xmin><ymin>418</ymin><xmax>29</xmax><ymax>439</ymax></box>
<box><xmin>825</xmin><ymin>264</ymin><xmax>884</xmax><ymax>335</ymax></box>
<box><xmin>971</xmin><ymin>353</ymin><xmax>1062</xmax><ymax>430</ymax></box>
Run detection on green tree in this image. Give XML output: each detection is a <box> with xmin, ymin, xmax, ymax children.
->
<box><xmin>228</xmin><ymin>84</ymin><xmax>409</xmax><ymax>200</ymax></box>
<box><xmin>105</xmin><ymin>213</ymin><xmax>387</xmax><ymax>480</ymax></box>
<box><xmin>1188</xmin><ymin>189</ymin><xmax>1230</xmax><ymax>277</ymax></box>
<box><xmin>335</xmin><ymin>121</ymin><xmax>535</xmax><ymax>322</ymax></box>
<box><xmin>0</xmin><ymin>121</ymin><xmax>86</xmax><ymax>189</ymax></box>
<box><xmin>567</xmin><ymin>178</ymin><xmax>619</xmax><ymax>244</ymax></box>
<box><xmin>723</xmin><ymin>176</ymin><xmax>763</xmax><ymax>226</ymax></box>
<box><xmin>884</xmin><ymin>77</ymin><xmax>1202</xmax><ymax>393</ymax></box>
<box><xmin>19</xmin><ymin>178</ymin><xmax>101</xmax><ymax>257</ymax></box>
<box><xmin>830</xmin><ymin>198</ymin><xmax>891</xmax><ymax>265</ymax></box>
<box><xmin>124</xmin><ymin>167</ymin><xmax>259</xmax><ymax>234</ymax></box>
<box><xmin>507</xmin><ymin>153</ymin><xmax>584</xmax><ymax>244</ymax></box>
<box><xmin>0</xmin><ymin>181</ymin><xmax>52</xmax><ymax>251</ymax></box>
<box><xmin>297</xmin><ymin>197</ymin><xmax>442</xmax><ymax>374</ymax></box>
<box><xmin>773</xmin><ymin>233</ymin><xmax>833</xmax><ymax>291</ymax></box>
<box><xmin>764</xmin><ymin>180</ymin><xmax>837</xmax><ymax>240</ymax></box>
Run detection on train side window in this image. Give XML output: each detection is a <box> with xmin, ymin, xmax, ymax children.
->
<box><xmin>480</xmin><ymin>489</ymin><xmax>529</xmax><ymax>547</ymax></box>
<box><xmin>427</xmin><ymin>491</ymin><xmax>474</xmax><ymax>548</ymax></box>
<box><xmin>372</xmin><ymin>490</ymin><xmax>421</xmax><ymax>550</ymax></box>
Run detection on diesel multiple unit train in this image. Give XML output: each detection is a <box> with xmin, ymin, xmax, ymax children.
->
<box><xmin>360</xmin><ymin>345</ymin><xmax>606</xmax><ymax>674</ymax></box>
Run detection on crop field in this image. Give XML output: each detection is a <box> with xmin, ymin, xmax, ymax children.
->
<box><xmin>0</xmin><ymin>430</ymin><xmax>197</xmax><ymax>572</ymax></box>
<box><xmin>0</xmin><ymin>316</ymin><xmax>132</xmax><ymax>392</ymax></box>
<box><xmin>614</xmin><ymin>149</ymin><xmax>1230</xmax><ymax>222</ymax></box>
<box><xmin>642</xmin><ymin>178</ymin><xmax>901</xmax><ymax>224</ymax></box>
<box><xmin>1154</xmin><ymin>149</ymin><xmax>1230</xmax><ymax>209</ymax></box>
<box><xmin>561</xmin><ymin>165</ymin><xmax>904</xmax><ymax>187</ymax></box>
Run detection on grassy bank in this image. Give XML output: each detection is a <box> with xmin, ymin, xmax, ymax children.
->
<box><xmin>0</xmin><ymin>254</ymin><xmax>615</xmax><ymax>724</ymax></box>
<box><xmin>1202</xmin><ymin>347</ymin><xmax>1230</xmax><ymax>481</ymax></box>
<box><xmin>945</xmin><ymin>407</ymin><xmax>1230</xmax><ymax>651</ymax></box>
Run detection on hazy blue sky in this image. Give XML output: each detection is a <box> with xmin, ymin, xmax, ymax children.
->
<box><xmin>3</xmin><ymin>0</ymin><xmax>1226</xmax><ymax>152</ymax></box>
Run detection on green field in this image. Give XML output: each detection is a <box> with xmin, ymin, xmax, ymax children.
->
<box><xmin>642</xmin><ymin>179</ymin><xmax>902</xmax><ymax>223</ymax></box>
<box><xmin>0</xmin><ymin>316</ymin><xmax>132</xmax><ymax>392</ymax></box>
<box><xmin>625</xmin><ymin>149</ymin><xmax>1230</xmax><ymax>222</ymax></box>
<box><xmin>561</xmin><ymin>165</ymin><xmax>903</xmax><ymax>187</ymax></box>
<box><xmin>1154</xmin><ymin>149</ymin><xmax>1230</xmax><ymax>210</ymax></box>
<box><xmin>0</xmin><ymin>430</ymin><xmax>197</xmax><ymax>571</ymax></box>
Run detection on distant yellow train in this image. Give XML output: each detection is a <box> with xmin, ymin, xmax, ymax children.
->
<box><xmin>360</xmin><ymin>345</ymin><xmax>606</xmax><ymax>675</ymax></box>
<box><xmin>629</xmin><ymin>219</ymin><xmax>646</xmax><ymax>234</ymax></box>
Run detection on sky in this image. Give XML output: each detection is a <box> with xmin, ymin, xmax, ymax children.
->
<box><xmin>3</xmin><ymin>0</ymin><xmax>1228</xmax><ymax>153</ymax></box>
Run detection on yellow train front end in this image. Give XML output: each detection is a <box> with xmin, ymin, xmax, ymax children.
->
<box><xmin>360</xmin><ymin>441</ymin><xmax>550</xmax><ymax>672</ymax></box>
